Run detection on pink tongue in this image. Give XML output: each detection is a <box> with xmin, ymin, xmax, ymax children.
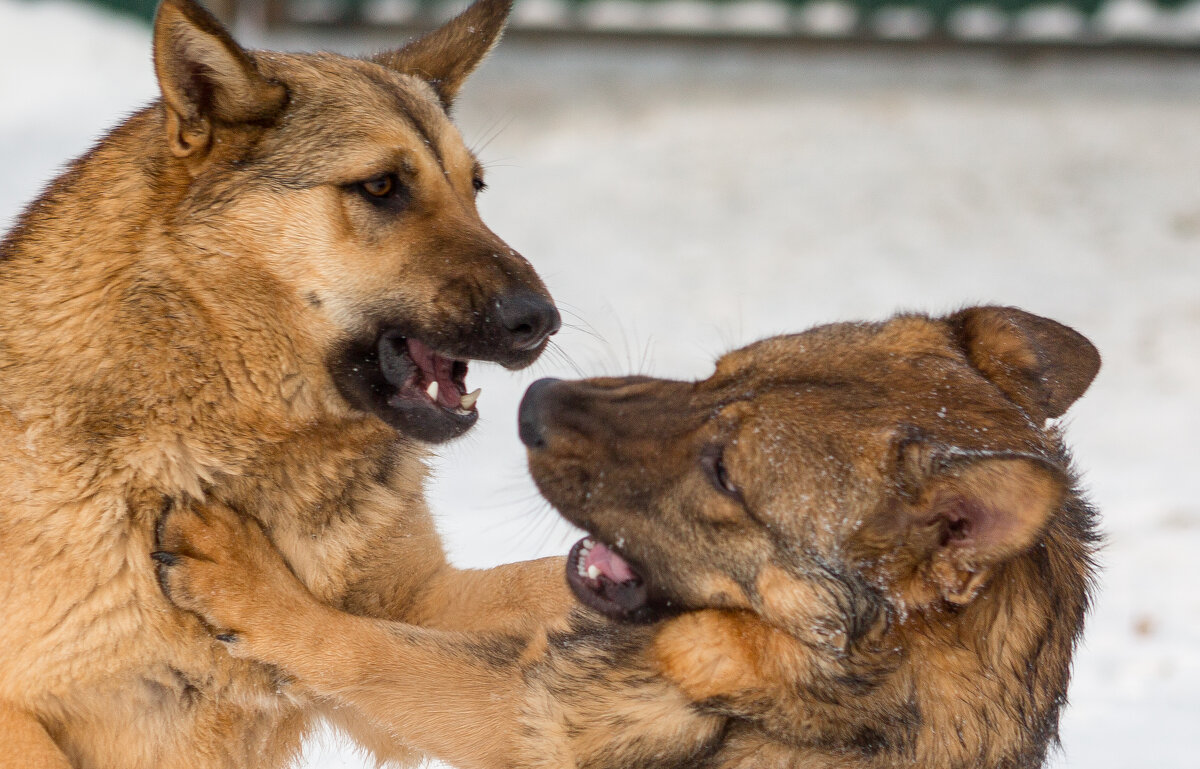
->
<box><xmin>585</xmin><ymin>541</ymin><xmax>637</xmax><ymax>583</ymax></box>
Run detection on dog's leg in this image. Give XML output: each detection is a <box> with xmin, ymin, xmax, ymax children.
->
<box><xmin>156</xmin><ymin>503</ymin><xmax>538</xmax><ymax>768</ymax></box>
<box><xmin>315</xmin><ymin>555</ymin><xmax>575</xmax><ymax>769</ymax></box>
<box><xmin>408</xmin><ymin>558</ymin><xmax>575</xmax><ymax>634</ymax></box>
<box><xmin>0</xmin><ymin>704</ymin><xmax>72</xmax><ymax>769</ymax></box>
<box><xmin>155</xmin><ymin>502</ymin><xmax>724</xmax><ymax>769</ymax></box>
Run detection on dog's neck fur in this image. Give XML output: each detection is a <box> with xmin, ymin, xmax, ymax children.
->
<box><xmin>756</xmin><ymin>496</ymin><xmax>1093</xmax><ymax>768</ymax></box>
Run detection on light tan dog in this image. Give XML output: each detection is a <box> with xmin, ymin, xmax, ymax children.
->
<box><xmin>0</xmin><ymin>1</ymin><xmax>574</xmax><ymax>767</ymax></box>
<box><xmin>159</xmin><ymin>306</ymin><xmax>1101</xmax><ymax>769</ymax></box>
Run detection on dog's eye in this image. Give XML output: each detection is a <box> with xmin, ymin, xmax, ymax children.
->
<box><xmin>359</xmin><ymin>174</ymin><xmax>398</xmax><ymax>199</ymax></box>
<box><xmin>472</xmin><ymin>177</ymin><xmax>487</xmax><ymax>193</ymax></box>
<box><xmin>351</xmin><ymin>173</ymin><xmax>411</xmax><ymax>211</ymax></box>
<box><xmin>701</xmin><ymin>445</ymin><xmax>741</xmax><ymax>500</ymax></box>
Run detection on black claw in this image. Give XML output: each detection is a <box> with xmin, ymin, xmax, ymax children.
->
<box><xmin>215</xmin><ymin>632</ymin><xmax>239</xmax><ymax>643</ymax></box>
<box><xmin>151</xmin><ymin>551</ymin><xmax>179</xmax><ymax>566</ymax></box>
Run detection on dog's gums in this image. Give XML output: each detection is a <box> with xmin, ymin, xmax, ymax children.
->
<box><xmin>379</xmin><ymin>332</ymin><xmax>481</xmax><ymax>414</ymax></box>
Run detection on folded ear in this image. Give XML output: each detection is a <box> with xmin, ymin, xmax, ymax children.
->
<box><xmin>373</xmin><ymin>0</ymin><xmax>512</xmax><ymax>109</ymax></box>
<box><xmin>901</xmin><ymin>446</ymin><xmax>1068</xmax><ymax>604</ymax></box>
<box><xmin>948</xmin><ymin>306</ymin><xmax>1100</xmax><ymax>422</ymax></box>
<box><xmin>153</xmin><ymin>0</ymin><xmax>287</xmax><ymax>158</ymax></box>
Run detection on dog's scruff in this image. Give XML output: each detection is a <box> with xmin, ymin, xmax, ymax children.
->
<box><xmin>0</xmin><ymin>1</ymin><xmax>574</xmax><ymax>767</ymax></box>
<box><xmin>159</xmin><ymin>306</ymin><xmax>1100</xmax><ymax>769</ymax></box>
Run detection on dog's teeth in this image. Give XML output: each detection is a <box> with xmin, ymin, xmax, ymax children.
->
<box><xmin>583</xmin><ymin>538</ymin><xmax>596</xmax><ymax>548</ymax></box>
<box><xmin>426</xmin><ymin>381</ymin><xmax>439</xmax><ymax>401</ymax></box>
<box><xmin>459</xmin><ymin>388</ymin><xmax>481</xmax><ymax>410</ymax></box>
<box><xmin>587</xmin><ymin>565</ymin><xmax>601</xmax><ymax>580</ymax></box>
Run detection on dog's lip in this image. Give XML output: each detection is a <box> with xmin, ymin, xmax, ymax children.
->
<box><xmin>378</xmin><ymin>331</ymin><xmax>481</xmax><ymax>416</ymax></box>
<box><xmin>566</xmin><ymin>536</ymin><xmax>662</xmax><ymax>623</ymax></box>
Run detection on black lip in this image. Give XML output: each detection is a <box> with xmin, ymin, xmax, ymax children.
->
<box><xmin>564</xmin><ymin>537</ymin><xmax>675</xmax><ymax>624</ymax></box>
<box><xmin>329</xmin><ymin>330</ymin><xmax>478</xmax><ymax>444</ymax></box>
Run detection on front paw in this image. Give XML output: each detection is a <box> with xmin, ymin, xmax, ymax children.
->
<box><xmin>652</xmin><ymin>610</ymin><xmax>806</xmax><ymax>705</ymax></box>
<box><xmin>154</xmin><ymin>501</ymin><xmax>307</xmax><ymax>653</ymax></box>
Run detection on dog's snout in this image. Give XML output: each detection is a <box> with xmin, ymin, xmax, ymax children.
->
<box><xmin>497</xmin><ymin>292</ymin><xmax>561</xmax><ymax>351</ymax></box>
<box><xmin>519</xmin><ymin>378</ymin><xmax>563</xmax><ymax>450</ymax></box>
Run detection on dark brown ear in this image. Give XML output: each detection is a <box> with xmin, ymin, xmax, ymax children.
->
<box><xmin>902</xmin><ymin>446</ymin><xmax>1067</xmax><ymax>604</ymax></box>
<box><xmin>373</xmin><ymin>0</ymin><xmax>512</xmax><ymax>109</ymax></box>
<box><xmin>153</xmin><ymin>0</ymin><xmax>287</xmax><ymax>158</ymax></box>
<box><xmin>948</xmin><ymin>306</ymin><xmax>1100</xmax><ymax>422</ymax></box>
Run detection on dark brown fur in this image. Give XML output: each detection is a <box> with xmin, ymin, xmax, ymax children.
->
<box><xmin>0</xmin><ymin>1</ymin><xmax>576</xmax><ymax>767</ymax></box>
<box><xmin>157</xmin><ymin>306</ymin><xmax>1100</xmax><ymax>768</ymax></box>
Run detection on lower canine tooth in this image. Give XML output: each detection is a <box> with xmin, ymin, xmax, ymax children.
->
<box><xmin>586</xmin><ymin>565</ymin><xmax>601</xmax><ymax>580</ymax></box>
<box><xmin>459</xmin><ymin>388</ymin><xmax>482</xmax><ymax>410</ymax></box>
<box><xmin>426</xmin><ymin>381</ymin><xmax>439</xmax><ymax>401</ymax></box>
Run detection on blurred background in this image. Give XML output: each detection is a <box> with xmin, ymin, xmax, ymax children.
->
<box><xmin>2</xmin><ymin>0</ymin><xmax>1198</xmax><ymax>766</ymax></box>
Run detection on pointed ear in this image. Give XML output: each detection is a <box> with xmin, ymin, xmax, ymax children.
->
<box><xmin>153</xmin><ymin>0</ymin><xmax>287</xmax><ymax>158</ymax></box>
<box><xmin>373</xmin><ymin>0</ymin><xmax>512</xmax><ymax>109</ymax></box>
<box><xmin>901</xmin><ymin>446</ymin><xmax>1068</xmax><ymax>604</ymax></box>
<box><xmin>947</xmin><ymin>306</ymin><xmax>1100</xmax><ymax>422</ymax></box>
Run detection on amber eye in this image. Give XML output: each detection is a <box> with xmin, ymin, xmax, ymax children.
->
<box><xmin>701</xmin><ymin>444</ymin><xmax>741</xmax><ymax>500</ymax></box>
<box><xmin>360</xmin><ymin>174</ymin><xmax>396</xmax><ymax>198</ymax></box>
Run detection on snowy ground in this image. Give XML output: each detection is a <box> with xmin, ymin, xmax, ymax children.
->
<box><xmin>3</xmin><ymin>2</ymin><xmax>1199</xmax><ymax>767</ymax></box>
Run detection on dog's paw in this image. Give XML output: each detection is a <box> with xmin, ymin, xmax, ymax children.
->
<box><xmin>652</xmin><ymin>610</ymin><xmax>806</xmax><ymax>706</ymax></box>
<box><xmin>154</xmin><ymin>501</ymin><xmax>305</xmax><ymax>655</ymax></box>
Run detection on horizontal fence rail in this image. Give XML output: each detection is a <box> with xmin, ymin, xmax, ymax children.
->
<box><xmin>90</xmin><ymin>0</ymin><xmax>1200</xmax><ymax>45</ymax></box>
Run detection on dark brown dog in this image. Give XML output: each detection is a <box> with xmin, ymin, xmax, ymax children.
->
<box><xmin>0</xmin><ymin>1</ymin><xmax>574</xmax><ymax>767</ymax></box>
<box><xmin>158</xmin><ymin>305</ymin><xmax>1100</xmax><ymax>769</ymax></box>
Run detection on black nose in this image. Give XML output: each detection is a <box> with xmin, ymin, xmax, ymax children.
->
<box><xmin>497</xmin><ymin>292</ymin><xmax>561</xmax><ymax>351</ymax></box>
<box><xmin>519</xmin><ymin>377</ymin><xmax>563</xmax><ymax>449</ymax></box>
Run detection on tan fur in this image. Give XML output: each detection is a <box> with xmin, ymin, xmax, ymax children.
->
<box><xmin>0</xmin><ymin>1</ymin><xmax>574</xmax><ymax>767</ymax></box>
<box><xmin>158</xmin><ymin>306</ymin><xmax>1100</xmax><ymax>769</ymax></box>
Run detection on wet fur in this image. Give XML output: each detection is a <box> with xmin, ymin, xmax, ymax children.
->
<box><xmin>0</xmin><ymin>1</ymin><xmax>574</xmax><ymax>767</ymax></box>
<box><xmin>158</xmin><ymin>307</ymin><xmax>1100</xmax><ymax>768</ymax></box>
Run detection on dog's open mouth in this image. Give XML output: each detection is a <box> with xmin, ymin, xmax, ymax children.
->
<box><xmin>566</xmin><ymin>536</ymin><xmax>661</xmax><ymax>623</ymax></box>
<box><xmin>367</xmin><ymin>330</ymin><xmax>480</xmax><ymax>442</ymax></box>
<box><xmin>330</xmin><ymin>327</ymin><xmax>486</xmax><ymax>444</ymax></box>
<box><xmin>378</xmin><ymin>331</ymin><xmax>481</xmax><ymax>415</ymax></box>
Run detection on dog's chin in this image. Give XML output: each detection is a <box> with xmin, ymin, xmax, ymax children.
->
<box><xmin>330</xmin><ymin>329</ymin><xmax>482</xmax><ymax>444</ymax></box>
<box><xmin>565</xmin><ymin>536</ymin><xmax>680</xmax><ymax>624</ymax></box>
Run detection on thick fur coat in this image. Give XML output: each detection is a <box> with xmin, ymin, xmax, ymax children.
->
<box><xmin>0</xmin><ymin>1</ymin><xmax>573</xmax><ymax>767</ymax></box>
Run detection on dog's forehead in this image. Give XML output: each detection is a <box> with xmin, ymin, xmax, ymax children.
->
<box><xmin>717</xmin><ymin>318</ymin><xmax>1041</xmax><ymax>460</ymax></box>
<box><xmin>712</xmin><ymin>317</ymin><xmax>959</xmax><ymax>391</ymax></box>
<box><xmin>249</xmin><ymin>51</ymin><xmax>473</xmax><ymax>179</ymax></box>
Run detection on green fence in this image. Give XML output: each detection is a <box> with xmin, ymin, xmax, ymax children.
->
<box><xmin>91</xmin><ymin>0</ymin><xmax>158</xmax><ymax>21</ymax></box>
<box><xmin>85</xmin><ymin>0</ymin><xmax>1200</xmax><ymax>42</ymax></box>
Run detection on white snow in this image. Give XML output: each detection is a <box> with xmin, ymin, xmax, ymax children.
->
<box><xmin>2</xmin><ymin>2</ymin><xmax>1199</xmax><ymax>768</ymax></box>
